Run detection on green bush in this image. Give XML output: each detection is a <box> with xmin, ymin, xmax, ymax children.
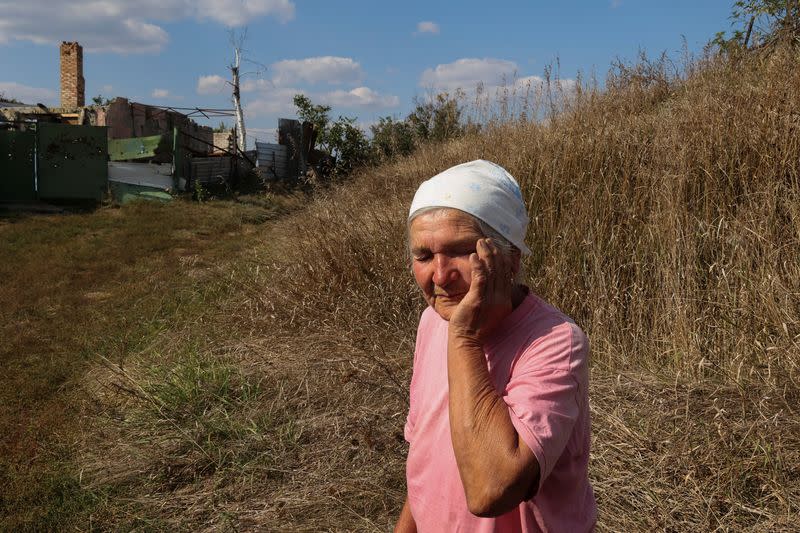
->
<box><xmin>294</xmin><ymin>91</ymin><xmax>470</xmax><ymax>178</ymax></box>
<box><xmin>370</xmin><ymin>116</ymin><xmax>415</xmax><ymax>161</ymax></box>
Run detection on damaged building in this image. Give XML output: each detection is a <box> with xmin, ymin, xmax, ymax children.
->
<box><xmin>0</xmin><ymin>42</ymin><xmax>239</xmax><ymax>203</ymax></box>
<box><xmin>1</xmin><ymin>41</ymin><xmax>319</xmax><ymax>205</ymax></box>
<box><xmin>3</xmin><ymin>41</ymin><xmax>218</xmax><ymax>152</ymax></box>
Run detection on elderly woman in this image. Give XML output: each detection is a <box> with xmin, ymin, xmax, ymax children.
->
<box><xmin>396</xmin><ymin>160</ymin><xmax>596</xmax><ymax>532</ymax></box>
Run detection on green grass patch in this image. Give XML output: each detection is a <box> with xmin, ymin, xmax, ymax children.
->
<box><xmin>0</xmin><ymin>459</ymin><xmax>106</xmax><ymax>532</ymax></box>
<box><xmin>127</xmin><ymin>352</ymin><xmax>305</xmax><ymax>482</ymax></box>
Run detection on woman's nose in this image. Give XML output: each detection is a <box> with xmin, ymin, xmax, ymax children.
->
<box><xmin>432</xmin><ymin>255</ymin><xmax>458</xmax><ymax>287</ymax></box>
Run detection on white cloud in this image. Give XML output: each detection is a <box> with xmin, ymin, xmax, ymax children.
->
<box><xmin>320</xmin><ymin>87</ymin><xmax>399</xmax><ymax>109</ymax></box>
<box><xmin>101</xmin><ymin>84</ymin><xmax>114</xmax><ymax>94</ymax></box>
<box><xmin>511</xmin><ymin>75</ymin><xmax>545</xmax><ymax>92</ymax></box>
<box><xmin>610</xmin><ymin>0</ymin><xmax>622</xmax><ymax>8</ymax></box>
<box><xmin>416</xmin><ymin>21</ymin><xmax>440</xmax><ymax>35</ymax></box>
<box><xmin>152</xmin><ymin>88</ymin><xmax>170</xmax><ymax>98</ymax></box>
<box><xmin>0</xmin><ymin>0</ymin><xmax>295</xmax><ymax>53</ymax></box>
<box><xmin>420</xmin><ymin>58</ymin><xmax>519</xmax><ymax>92</ymax></box>
<box><xmin>0</xmin><ymin>81</ymin><xmax>56</xmax><ymax>104</ymax></box>
<box><xmin>244</xmin><ymin>87</ymin><xmax>302</xmax><ymax>117</ymax></box>
<box><xmin>241</xmin><ymin>78</ymin><xmax>271</xmax><ymax>92</ymax></box>
<box><xmin>197</xmin><ymin>74</ymin><xmax>228</xmax><ymax>95</ymax></box>
<box><xmin>245</xmin><ymin>85</ymin><xmax>398</xmax><ymax>123</ymax></box>
<box><xmin>0</xmin><ymin>12</ymin><xmax>168</xmax><ymax>53</ymax></box>
<box><xmin>510</xmin><ymin>75</ymin><xmax>576</xmax><ymax>95</ymax></box>
<box><xmin>271</xmin><ymin>56</ymin><xmax>363</xmax><ymax>86</ymax></box>
<box><xmin>193</xmin><ymin>0</ymin><xmax>295</xmax><ymax>26</ymax></box>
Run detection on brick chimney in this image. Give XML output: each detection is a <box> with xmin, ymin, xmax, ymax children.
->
<box><xmin>60</xmin><ymin>41</ymin><xmax>85</xmax><ymax>109</ymax></box>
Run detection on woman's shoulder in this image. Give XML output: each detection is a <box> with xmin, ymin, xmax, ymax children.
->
<box><xmin>512</xmin><ymin>293</ymin><xmax>589</xmax><ymax>374</ymax></box>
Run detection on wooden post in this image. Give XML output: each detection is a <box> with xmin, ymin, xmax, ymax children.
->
<box><xmin>172</xmin><ymin>127</ymin><xmax>184</xmax><ymax>189</ymax></box>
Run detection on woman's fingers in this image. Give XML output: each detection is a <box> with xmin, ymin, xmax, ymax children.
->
<box><xmin>475</xmin><ymin>237</ymin><xmax>514</xmax><ymax>305</ymax></box>
<box><xmin>483</xmin><ymin>238</ymin><xmax>501</xmax><ymax>293</ymax></box>
<box><xmin>484</xmin><ymin>238</ymin><xmax>512</xmax><ymax>298</ymax></box>
<box><xmin>469</xmin><ymin>251</ymin><xmax>486</xmax><ymax>290</ymax></box>
<box><xmin>472</xmin><ymin>239</ymin><xmax>488</xmax><ymax>286</ymax></box>
<box><xmin>479</xmin><ymin>238</ymin><xmax>495</xmax><ymax>275</ymax></box>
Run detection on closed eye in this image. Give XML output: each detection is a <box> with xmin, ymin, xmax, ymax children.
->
<box><xmin>412</xmin><ymin>248</ymin><xmax>474</xmax><ymax>262</ymax></box>
<box><xmin>450</xmin><ymin>248</ymin><xmax>476</xmax><ymax>258</ymax></box>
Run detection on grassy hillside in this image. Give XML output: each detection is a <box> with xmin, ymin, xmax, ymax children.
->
<box><xmin>2</xmin><ymin>49</ymin><xmax>799</xmax><ymax>531</ymax></box>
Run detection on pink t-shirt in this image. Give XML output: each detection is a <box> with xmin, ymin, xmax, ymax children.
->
<box><xmin>404</xmin><ymin>292</ymin><xmax>596</xmax><ymax>532</ymax></box>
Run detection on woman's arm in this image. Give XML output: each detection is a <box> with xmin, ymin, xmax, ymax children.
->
<box><xmin>447</xmin><ymin>238</ymin><xmax>540</xmax><ymax>516</ymax></box>
<box><xmin>394</xmin><ymin>496</ymin><xmax>417</xmax><ymax>533</ymax></box>
<box><xmin>447</xmin><ymin>333</ymin><xmax>540</xmax><ymax>516</ymax></box>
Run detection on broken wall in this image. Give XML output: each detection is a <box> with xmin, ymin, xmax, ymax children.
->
<box><xmin>212</xmin><ymin>131</ymin><xmax>233</xmax><ymax>154</ymax></box>
<box><xmin>91</xmin><ymin>98</ymin><xmax>213</xmax><ymax>154</ymax></box>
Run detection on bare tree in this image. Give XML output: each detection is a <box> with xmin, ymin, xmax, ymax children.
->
<box><xmin>230</xmin><ymin>30</ymin><xmax>247</xmax><ymax>153</ymax></box>
<box><xmin>227</xmin><ymin>29</ymin><xmax>270</xmax><ymax>153</ymax></box>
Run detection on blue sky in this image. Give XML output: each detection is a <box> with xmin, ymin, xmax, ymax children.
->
<box><xmin>1</xmin><ymin>1</ymin><xmax>738</xmax><ymax>146</ymax></box>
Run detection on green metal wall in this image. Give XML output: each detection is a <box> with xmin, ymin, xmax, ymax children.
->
<box><xmin>108</xmin><ymin>133</ymin><xmax>167</xmax><ymax>162</ymax></box>
<box><xmin>37</xmin><ymin>123</ymin><xmax>108</xmax><ymax>201</ymax></box>
<box><xmin>0</xmin><ymin>129</ymin><xmax>37</xmax><ymax>203</ymax></box>
<box><xmin>0</xmin><ymin>123</ymin><xmax>109</xmax><ymax>203</ymax></box>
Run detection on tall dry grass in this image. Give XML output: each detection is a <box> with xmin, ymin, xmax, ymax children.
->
<box><xmin>264</xmin><ymin>48</ymin><xmax>800</xmax><ymax>383</ymax></box>
<box><xmin>70</xmin><ymin>48</ymin><xmax>800</xmax><ymax>531</ymax></box>
<box><xmin>232</xmin><ymin>48</ymin><xmax>799</xmax><ymax>529</ymax></box>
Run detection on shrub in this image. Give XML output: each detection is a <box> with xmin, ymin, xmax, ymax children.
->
<box><xmin>406</xmin><ymin>90</ymin><xmax>466</xmax><ymax>143</ymax></box>
<box><xmin>370</xmin><ymin>116</ymin><xmax>416</xmax><ymax>162</ymax></box>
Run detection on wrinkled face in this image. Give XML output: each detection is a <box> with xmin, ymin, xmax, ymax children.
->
<box><xmin>409</xmin><ymin>209</ymin><xmax>483</xmax><ymax>321</ymax></box>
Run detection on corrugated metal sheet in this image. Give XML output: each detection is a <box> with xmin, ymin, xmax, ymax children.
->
<box><xmin>191</xmin><ymin>156</ymin><xmax>231</xmax><ymax>185</ymax></box>
<box><xmin>109</xmin><ymin>162</ymin><xmax>174</xmax><ymax>190</ymax></box>
<box><xmin>278</xmin><ymin>119</ymin><xmax>304</xmax><ymax>178</ymax></box>
<box><xmin>255</xmin><ymin>141</ymin><xmax>289</xmax><ymax>180</ymax></box>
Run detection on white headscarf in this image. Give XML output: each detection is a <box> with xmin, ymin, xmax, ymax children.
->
<box><xmin>408</xmin><ymin>159</ymin><xmax>531</xmax><ymax>255</ymax></box>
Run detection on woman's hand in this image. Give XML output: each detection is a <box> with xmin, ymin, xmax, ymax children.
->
<box><xmin>448</xmin><ymin>238</ymin><xmax>515</xmax><ymax>343</ymax></box>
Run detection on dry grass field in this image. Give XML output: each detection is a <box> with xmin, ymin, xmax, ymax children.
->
<box><xmin>2</xmin><ymin>48</ymin><xmax>799</xmax><ymax>531</ymax></box>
